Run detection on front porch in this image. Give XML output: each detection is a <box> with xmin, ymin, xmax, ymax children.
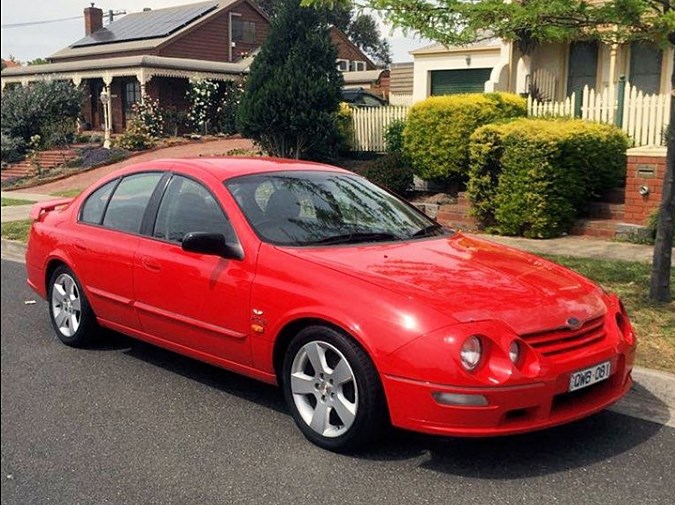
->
<box><xmin>1</xmin><ymin>55</ymin><xmax>249</xmax><ymax>133</ymax></box>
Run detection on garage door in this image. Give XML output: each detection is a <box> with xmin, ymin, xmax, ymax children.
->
<box><xmin>430</xmin><ymin>68</ymin><xmax>493</xmax><ymax>95</ymax></box>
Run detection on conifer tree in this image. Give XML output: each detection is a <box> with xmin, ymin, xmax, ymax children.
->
<box><xmin>237</xmin><ymin>0</ymin><xmax>343</xmax><ymax>159</ymax></box>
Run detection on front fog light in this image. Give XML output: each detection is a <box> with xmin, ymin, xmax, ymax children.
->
<box><xmin>509</xmin><ymin>341</ymin><xmax>520</xmax><ymax>365</ymax></box>
<box><xmin>460</xmin><ymin>335</ymin><xmax>482</xmax><ymax>371</ymax></box>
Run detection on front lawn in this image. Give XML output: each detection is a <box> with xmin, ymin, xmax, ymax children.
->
<box><xmin>1</xmin><ymin>197</ymin><xmax>33</xmax><ymax>207</ymax></box>
<box><xmin>50</xmin><ymin>189</ymin><xmax>82</xmax><ymax>198</ymax></box>
<box><xmin>547</xmin><ymin>255</ymin><xmax>675</xmax><ymax>373</ymax></box>
<box><xmin>1</xmin><ymin>219</ymin><xmax>31</xmax><ymax>242</ymax></box>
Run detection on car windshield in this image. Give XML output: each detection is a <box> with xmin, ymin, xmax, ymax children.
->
<box><xmin>225</xmin><ymin>171</ymin><xmax>449</xmax><ymax>246</ymax></box>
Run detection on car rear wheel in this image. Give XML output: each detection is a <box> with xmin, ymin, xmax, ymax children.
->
<box><xmin>282</xmin><ymin>325</ymin><xmax>386</xmax><ymax>452</ymax></box>
<box><xmin>48</xmin><ymin>266</ymin><xmax>97</xmax><ymax>347</ymax></box>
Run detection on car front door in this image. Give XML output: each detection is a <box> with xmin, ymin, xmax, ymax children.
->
<box><xmin>132</xmin><ymin>173</ymin><xmax>255</xmax><ymax>366</ymax></box>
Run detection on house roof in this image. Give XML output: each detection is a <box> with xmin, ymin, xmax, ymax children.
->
<box><xmin>342</xmin><ymin>69</ymin><xmax>387</xmax><ymax>84</ymax></box>
<box><xmin>49</xmin><ymin>0</ymin><xmax>243</xmax><ymax>61</ymax></box>
<box><xmin>72</xmin><ymin>1</ymin><xmax>219</xmax><ymax>48</ymax></box>
<box><xmin>410</xmin><ymin>38</ymin><xmax>501</xmax><ymax>56</ymax></box>
<box><xmin>1</xmin><ymin>55</ymin><xmax>249</xmax><ymax>77</ymax></box>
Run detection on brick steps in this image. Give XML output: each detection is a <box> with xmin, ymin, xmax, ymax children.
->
<box><xmin>570</xmin><ymin>219</ymin><xmax>619</xmax><ymax>239</ymax></box>
<box><xmin>587</xmin><ymin>202</ymin><xmax>625</xmax><ymax>220</ymax></box>
<box><xmin>1</xmin><ymin>148</ymin><xmax>79</xmax><ymax>182</ymax></box>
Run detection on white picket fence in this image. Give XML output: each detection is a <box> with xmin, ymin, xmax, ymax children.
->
<box><xmin>530</xmin><ymin>68</ymin><xmax>557</xmax><ymax>101</ymax></box>
<box><xmin>351</xmin><ymin>106</ymin><xmax>409</xmax><ymax>151</ymax></box>
<box><xmin>388</xmin><ymin>93</ymin><xmax>414</xmax><ymax>106</ymax></box>
<box><xmin>528</xmin><ymin>83</ymin><xmax>670</xmax><ymax>146</ymax></box>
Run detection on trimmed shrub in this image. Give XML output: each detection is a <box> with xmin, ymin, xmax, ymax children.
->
<box><xmin>362</xmin><ymin>153</ymin><xmax>414</xmax><ymax>196</ymax></box>
<box><xmin>385</xmin><ymin>119</ymin><xmax>405</xmax><ymax>154</ymax></box>
<box><xmin>468</xmin><ymin>118</ymin><xmax>630</xmax><ymax>238</ymax></box>
<box><xmin>1</xmin><ymin>81</ymin><xmax>82</xmax><ymax>147</ymax></box>
<box><xmin>402</xmin><ymin>92</ymin><xmax>527</xmax><ymax>181</ymax></box>
<box><xmin>336</xmin><ymin>102</ymin><xmax>354</xmax><ymax>154</ymax></box>
<box><xmin>1</xmin><ymin>132</ymin><xmax>26</xmax><ymax>163</ymax></box>
<box><xmin>114</xmin><ymin>120</ymin><xmax>155</xmax><ymax>151</ymax></box>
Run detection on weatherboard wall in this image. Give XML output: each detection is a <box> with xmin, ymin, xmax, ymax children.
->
<box><xmin>160</xmin><ymin>2</ymin><xmax>268</xmax><ymax>63</ymax></box>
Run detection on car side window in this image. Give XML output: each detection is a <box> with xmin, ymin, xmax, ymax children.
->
<box><xmin>79</xmin><ymin>179</ymin><xmax>118</xmax><ymax>225</ymax></box>
<box><xmin>102</xmin><ymin>173</ymin><xmax>163</xmax><ymax>234</ymax></box>
<box><xmin>153</xmin><ymin>175</ymin><xmax>234</xmax><ymax>243</ymax></box>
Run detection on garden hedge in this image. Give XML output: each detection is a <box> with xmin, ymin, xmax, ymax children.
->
<box><xmin>402</xmin><ymin>92</ymin><xmax>527</xmax><ymax>181</ymax></box>
<box><xmin>467</xmin><ymin>118</ymin><xmax>629</xmax><ymax>238</ymax></box>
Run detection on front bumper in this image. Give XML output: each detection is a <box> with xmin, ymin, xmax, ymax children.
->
<box><xmin>382</xmin><ymin>352</ymin><xmax>633</xmax><ymax>437</ymax></box>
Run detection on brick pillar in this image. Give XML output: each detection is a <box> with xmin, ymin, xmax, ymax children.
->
<box><xmin>84</xmin><ymin>6</ymin><xmax>103</xmax><ymax>36</ymax></box>
<box><xmin>623</xmin><ymin>146</ymin><xmax>667</xmax><ymax>225</ymax></box>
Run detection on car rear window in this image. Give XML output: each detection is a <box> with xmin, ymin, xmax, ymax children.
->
<box><xmin>80</xmin><ymin>179</ymin><xmax>118</xmax><ymax>225</ymax></box>
<box><xmin>101</xmin><ymin>173</ymin><xmax>162</xmax><ymax>234</ymax></box>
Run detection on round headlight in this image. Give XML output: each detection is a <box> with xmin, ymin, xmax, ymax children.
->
<box><xmin>509</xmin><ymin>340</ymin><xmax>520</xmax><ymax>365</ymax></box>
<box><xmin>460</xmin><ymin>336</ymin><xmax>482</xmax><ymax>371</ymax></box>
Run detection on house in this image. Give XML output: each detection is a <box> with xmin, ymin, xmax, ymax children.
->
<box><xmin>0</xmin><ymin>1</ymin><xmax>382</xmax><ymax>132</ymax></box>
<box><xmin>410</xmin><ymin>37</ymin><xmax>673</xmax><ymax>103</ymax></box>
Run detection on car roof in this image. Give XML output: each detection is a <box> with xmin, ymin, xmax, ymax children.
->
<box><xmin>131</xmin><ymin>157</ymin><xmax>353</xmax><ymax>181</ymax></box>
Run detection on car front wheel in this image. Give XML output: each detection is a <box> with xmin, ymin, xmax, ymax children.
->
<box><xmin>282</xmin><ymin>325</ymin><xmax>386</xmax><ymax>452</ymax></box>
<box><xmin>48</xmin><ymin>265</ymin><xmax>97</xmax><ymax>347</ymax></box>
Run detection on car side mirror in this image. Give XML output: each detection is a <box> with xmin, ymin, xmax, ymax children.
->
<box><xmin>181</xmin><ymin>232</ymin><xmax>244</xmax><ymax>260</ymax></box>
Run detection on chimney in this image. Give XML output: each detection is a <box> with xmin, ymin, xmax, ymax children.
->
<box><xmin>84</xmin><ymin>3</ymin><xmax>103</xmax><ymax>35</ymax></box>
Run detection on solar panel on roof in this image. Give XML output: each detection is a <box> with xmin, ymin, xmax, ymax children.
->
<box><xmin>71</xmin><ymin>1</ymin><xmax>218</xmax><ymax>48</ymax></box>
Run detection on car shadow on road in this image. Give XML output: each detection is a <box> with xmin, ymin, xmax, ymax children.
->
<box><xmin>361</xmin><ymin>400</ymin><xmax>668</xmax><ymax>478</ymax></box>
<box><xmin>115</xmin><ymin>336</ymin><xmax>288</xmax><ymax>415</ymax></box>
<box><xmin>91</xmin><ymin>330</ymin><xmax>668</xmax><ymax>477</ymax></box>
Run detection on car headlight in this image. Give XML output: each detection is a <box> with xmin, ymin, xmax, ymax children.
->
<box><xmin>509</xmin><ymin>340</ymin><xmax>521</xmax><ymax>365</ymax></box>
<box><xmin>460</xmin><ymin>335</ymin><xmax>482</xmax><ymax>371</ymax></box>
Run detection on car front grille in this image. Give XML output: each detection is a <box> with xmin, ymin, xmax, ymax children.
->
<box><xmin>520</xmin><ymin>316</ymin><xmax>606</xmax><ymax>357</ymax></box>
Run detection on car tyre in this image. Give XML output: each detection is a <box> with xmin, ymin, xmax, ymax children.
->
<box><xmin>282</xmin><ymin>325</ymin><xmax>387</xmax><ymax>452</ymax></box>
<box><xmin>48</xmin><ymin>265</ymin><xmax>98</xmax><ymax>347</ymax></box>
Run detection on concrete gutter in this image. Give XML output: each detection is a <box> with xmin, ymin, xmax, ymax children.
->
<box><xmin>2</xmin><ymin>237</ymin><xmax>673</xmax><ymax>428</ymax></box>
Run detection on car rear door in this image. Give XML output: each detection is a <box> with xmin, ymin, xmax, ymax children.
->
<box><xmin>132</xmin><ymin>173</ymin><xmax>255</xmax><ymax>366</ymax></box>
<box><xmin>72</xmin><ymin>171</ymin><xmax>165</xmax><ymax>330</ymax></box>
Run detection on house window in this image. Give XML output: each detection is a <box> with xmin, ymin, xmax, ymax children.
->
<box><xmin>123</xmin><ymin>81</ymin><xmax>141</xmax><ymax>114</ymax></box>
<box><xmin>630</xmin><ymin>43</ymin><xmax>663</xmax><ymax>95</ymax></box>
<box><xmin>232</xmin><ymin>18</ymin><xmax>256</xmax><ymax>44</ymax></box>
<box><xmin>337</xmin><ymin>59</ymin><xmax>349</xmax><ymax>71</ymax></box>
<box><xmin>350</xmin><ymin>61</ymin><xmax>366</xmax><ymax>72</ymax></box>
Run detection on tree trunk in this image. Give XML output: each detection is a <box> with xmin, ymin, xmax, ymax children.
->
<box><xmin>649</xmin><ymin>53</ymin><xmax>675</xmax><ymax>302</ymax></box>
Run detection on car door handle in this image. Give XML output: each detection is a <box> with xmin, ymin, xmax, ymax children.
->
<box><xmin>141</xmin><ymin>256</ymin><xmax>161</xmax><ymax>272</ymax></box>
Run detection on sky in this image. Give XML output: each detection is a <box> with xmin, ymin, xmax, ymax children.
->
<box><xmin>0</xmin><ymin>0</ymin><xmax>431</xmax><ymax>63</ymax></box>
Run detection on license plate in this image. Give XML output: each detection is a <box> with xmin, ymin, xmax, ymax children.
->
<box><xmin>568</xmin><ymin>361</ymin><xmax>611</xmax><ymax>392</ymax></box>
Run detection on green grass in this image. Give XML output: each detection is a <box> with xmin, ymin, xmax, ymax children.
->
<box><xmin>50</xmin><ymin>189</ymin><xmax>82</xmax><ymax>198</ymax></box>
<box><xmin>1</xmin><ymin>197</ymin><xmax>33</xmax><ymax>207</ymax></box>
<box><xmin>546</xmin><ymin>255</ymin><xmax>675</xmax><ymax>373</ymax></box>
<box><xmin>1</xmin><ymin>219</ymin><xmax>31</xmax><ymax>242</ymax></box>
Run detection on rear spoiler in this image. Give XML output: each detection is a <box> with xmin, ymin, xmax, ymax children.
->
<box><xmin>29</xmin><ymin>198</ymin><xmax>74</xmax><ymax>222</ymax></box>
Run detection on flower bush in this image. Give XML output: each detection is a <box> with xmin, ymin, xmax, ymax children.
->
<box><xmin>217</xmin><ymin>79</ymin><xmax>245</xmax><ymax>135</ymax></box>
<box><xmin>132</xmin><ymin>96</ymin><xmax>164</xmax><ymax>138</ymax></box>
<box><xmin>187</xmin><ymin>79</ymin><xmax>220</xmax><ymax>135</ymax></box>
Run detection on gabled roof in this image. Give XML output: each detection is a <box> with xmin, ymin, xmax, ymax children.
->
<box><xmin>72</xmin><ymin>1</ymin><xmax>219</xmax><ymax>48</ymax></box>
<box><xmin>410</xmin><ymin>38</ymin><xmax>501</xmax><ymax>56</ymax></box>
<box><xmin>49</xmin><ymin>0</ymin><xmax>262</xmax><ymax>61</ymax></box>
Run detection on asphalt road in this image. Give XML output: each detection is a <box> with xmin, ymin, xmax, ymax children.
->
<box><xmin>2</xmin><ymin>259</ymin><xmax>674</xmax><ymax>505</ymax></box>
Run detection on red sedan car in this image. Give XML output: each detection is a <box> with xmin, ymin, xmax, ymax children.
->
<box><xmin>26</xmin><ymin>158</ymin><xmax>636</xmax><ymax>451</ymax></box>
